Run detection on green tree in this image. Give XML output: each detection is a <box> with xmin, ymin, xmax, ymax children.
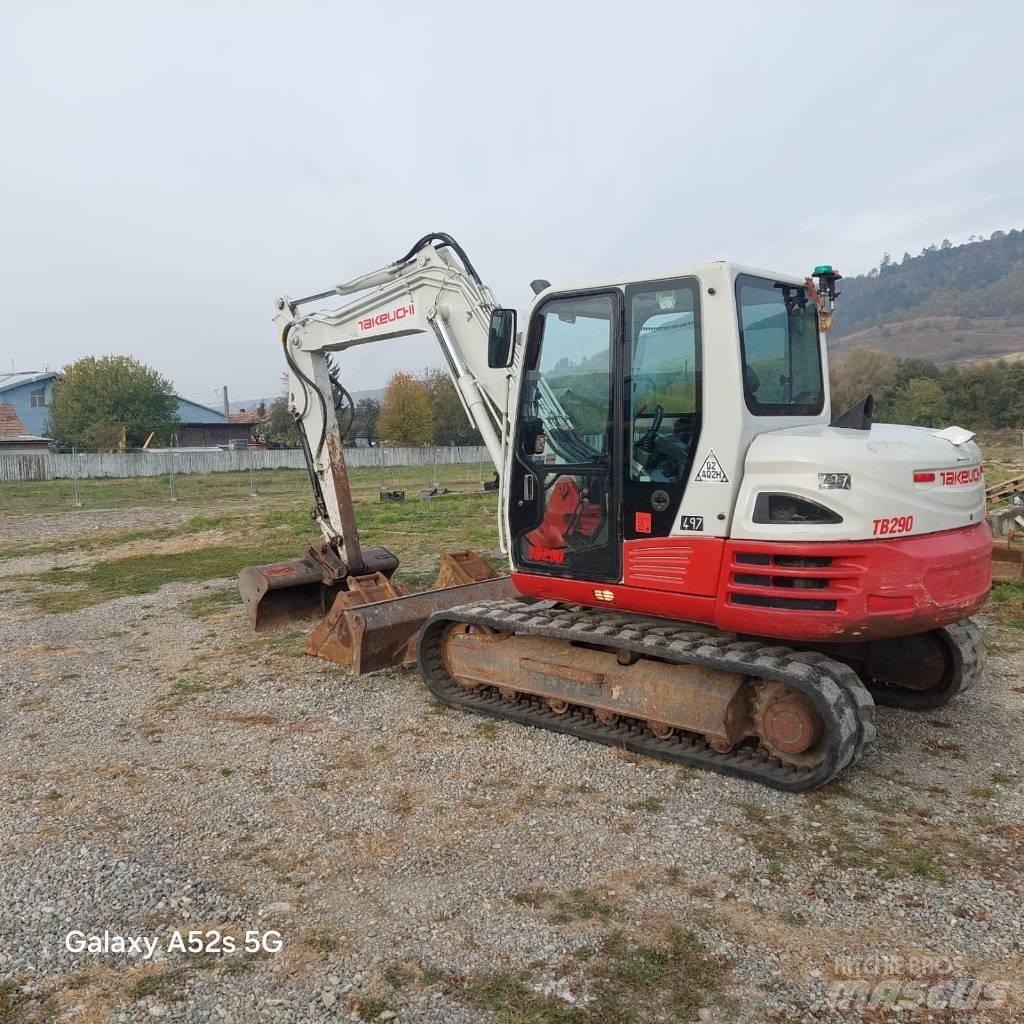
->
<box><xmin>265</xmin><ymin>394</ymin><xmax>300</xmax><ymax>446</ymax></box>
<box><xmin>422</xmin><ymin>367</ymin><xmax>480</xmax><ymax>445</ymax></box>
<box><xmin>350</xmin><ymin>397</ymin><xmax>380</xmax><ymax>443</ymax></box>
<box><xmin>378</xmin><ymin>372</ymin><xmax>433</xmax><ymax>444</ymax></box>
<box><xmin>830</xmin><ymin>347</ymin><xmax>898</xmax><ymax>415</ymax></box>
<box><xmin>889</xmin><ymin>378</ymin><xmax>949</xmax><ymax>426</ymax></box>
<box><xmin>50</xmin><ymin>355</ymin><xmax>177</xmax><ymax>449</ymax></box>
<box><xmin>893</xmin><ymin>357</ymin><xmax>941</xmax><ymax>390</ymax></box>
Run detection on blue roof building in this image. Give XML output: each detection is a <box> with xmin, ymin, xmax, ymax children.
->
<box><xmin>0</xmin><ymin>371</ymin><xmax>60</xmax><ymax>437</ymax></box>
<box><xmin>175</xmin><ymin>397</ymin><xmax>228</xmax><ymax>424</ymax></box>
<box><xmin>0</xmin><ymin>374</ymin><xmax>257</xmax><ymax>448</ymax></box>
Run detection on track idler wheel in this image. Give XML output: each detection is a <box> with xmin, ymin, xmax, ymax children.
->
<box><xmin>861</xmin><ymin>622</ymin><xmax>982</xmax><ymax>711</ymax></box>
<box><xmin>754</xmin><ymin>683</ymin><xmax>826</xmax><ymax>769</ymax></box>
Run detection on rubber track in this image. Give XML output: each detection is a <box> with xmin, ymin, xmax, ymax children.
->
<box><xmin>863</xmin><ymin>619</ymin><xmax>985</xmax><ymax>711</ymax></box>
<box><xmin>418</xmin><ymin>600</ymin><xmax>877</xmax><ymax>793</ymax></box>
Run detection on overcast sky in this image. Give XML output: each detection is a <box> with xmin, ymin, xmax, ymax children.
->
<box><xmin>3</xmin><ymin>1</ymin><xmax>1023</xmax><ymax>405</ymax></box>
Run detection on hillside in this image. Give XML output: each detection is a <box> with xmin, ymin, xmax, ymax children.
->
<box><xmin>829</xmin><ymin>228</ymin><xmax>1024</xmax><ymax>365</ymax></box>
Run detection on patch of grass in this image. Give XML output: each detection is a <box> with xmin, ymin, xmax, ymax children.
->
<box><xmin>220</xmin><ymin>958</ymin><xmax>253</xmax><ymax>976</ymax></box>
<box><xmin>549</xmin><ymin>889</ymin><xmax>617</xmax><ymax>925</ymax></box>
<box><xmin>390</xmin><ymin>788</ymin><xmax>415</xmax><ymax>818</ymax></box>
<box><xmin>183</xmin><ymin>588</ymin><xmax>240</xmax><ymax>619</ymax></box>
<box><xmin>0</xmin><ymin>980</ymin><xmax>25</xmax><ymax>1023</ymax></box>
<box><xmin>991</xmin><ymin>770</ymin><xmax>1014</xmax><ymax>785</ymax></box>
<box><xmin>907</xmin><ymin>850</ymin><xmax>951</xmax><ymax>883</ymax></box>
<box><xmin>17</xmin><ymin>538</ymin><xmax>322</xmax><ymax>614</ymax></box>
<box><xmin>0</xmin><ymin>981</ymin><xmax>55</xmax><ymax>1023</ymax></box>
<box><xmin>306</xmin><ymin>930</ymin><xmax>339</xmax><ymax>956</ymax></box>
<box><xmin>352</xmin><ymin>998</ymin><xmax>394</xmax><ymax>1020</ymax></box>
<box><xmin>384</xmin><ymin>961</ymin><xmax>446</xmax><ymax>990</ymax></box>
<box><xmin>988</xmin><ymin>580</ymin><xmax>1024</xmax><ymax>628</ymax></box>
<box><xmin>511</xmin><ymin>889</ymin><xmax>548</xmax><ymax>910</ymax></box>
<box><xmin>453</xmin><ymin>928</ymin><xmax>727</xmax><ymax>1024</ymax></box>
<box><xmin>626</xmin><ymin>796</ymin><xmax>666</xmax><ymax>814</ymax></box>
<box><xmin>171</xmin><ymin>679</ymin><xmax>215</xmax><ymax>696</ymax></box>
<box><xmin>0</xmin><ymin>511</ymin><xmax>241</xmax><ymax>561</ymax></box>
<box><xmin>6</xmin><ymin>467</ymin><xmax>504</xmax><ymax>623</ymax></box>
<box><xmin>124</xmin><ymin>967</ymin><xmax>188</xmax><ymax>1001</ymax></box>
<box><xmin>510</xmin><ymin>888</ymin><xmax>617</xmax><ymax>925</ymax></box>
<box><xmin>923</xmin><ymin>738</ymin><xmax>965</xmax><ymax>758</ymax></box>
<box><xmin>474</xmin><ymin>721</ymin><xmax>499</xmax><ymax>740</ymax></box>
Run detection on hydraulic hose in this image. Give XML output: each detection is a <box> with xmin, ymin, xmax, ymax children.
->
<box><xmin>280</xmin><ymin>322</ymin><xmax>330</xmax><ymax>460</ymax></box>
<box><xmin>391</xmin><ymin>232</ymin><xmax>482</xmax><ymax>284</ymax></box>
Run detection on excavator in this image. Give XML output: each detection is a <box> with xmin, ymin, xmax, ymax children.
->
<box><xmin>239</xmin><ymin>233</ymin><xmax>992</xmax><ymax>791</ymax></box>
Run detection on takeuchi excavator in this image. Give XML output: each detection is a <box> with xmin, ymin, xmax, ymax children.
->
<box><xmin>239</xmin><ymin>233</ymin><xmax>992</xmax><ymax>791</ymax></box>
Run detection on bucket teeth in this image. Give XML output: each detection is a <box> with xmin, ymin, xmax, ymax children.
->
<box><xmin>305</xmin><ymin>572</ymin><xmax>409</xmax><ymax>664</ymax></box>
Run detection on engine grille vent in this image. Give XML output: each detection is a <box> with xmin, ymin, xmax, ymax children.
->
<box><xmin>727</xmin><ymin>550</ymin><xmax>860</xmax><ymax>614</ymax></box>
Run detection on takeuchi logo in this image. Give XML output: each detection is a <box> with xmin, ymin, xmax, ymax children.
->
<box><xmin>939</xmin><ymin>466</ymin><xmax>983</xmax><ymax>487</ymax></box>
<box><xmin>358</xmin><ymin>303</ymin><xmax>415</xmax><ymax>332</ymax></box>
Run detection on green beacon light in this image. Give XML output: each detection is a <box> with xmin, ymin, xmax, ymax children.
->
<box><xmin>810</xmin><ymin>264</ymin><xmax>842</xmax><ymax>332</ymax></box>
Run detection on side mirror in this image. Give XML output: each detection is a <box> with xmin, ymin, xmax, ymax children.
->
<box><xmin>487</xmin><ymin>308</ymin><xmax>517</xmax><ymax>369</ymax></box>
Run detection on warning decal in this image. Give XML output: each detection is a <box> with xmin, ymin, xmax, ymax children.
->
<box><xmin>693</xmin><ymin>449</ymin><xmax>729</xmax><ymax>484</ymax></box>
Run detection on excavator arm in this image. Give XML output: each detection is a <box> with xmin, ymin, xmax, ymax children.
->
<box><xmin>276</xmin><ymin>233</ymin><xmax>514</xmax><ymax>550</ymax></box>
<box><xmin>239</xmin><ymin>233</ymin><xmax>519</xmax><ymax>638</ymax></box>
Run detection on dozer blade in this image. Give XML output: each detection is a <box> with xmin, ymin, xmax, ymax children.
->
<box><xmin>239</xmin><ymin>556</ymin><xmax>332</xmax><ymax>630</ymax></box>
<box><xmin>305</xmin><ymin>551</ymin><xmax>516</xmax><ymax>675</ymax></box>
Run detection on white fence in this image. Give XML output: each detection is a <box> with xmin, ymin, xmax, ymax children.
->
<box><xmin>0</xmin><ymin>446</ymin><xmax>491</xmax><ymax>482</ymax></box>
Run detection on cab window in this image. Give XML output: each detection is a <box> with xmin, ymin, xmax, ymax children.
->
<box><xmin>627</xmin><ymin>280</ymin><xmax>700</xmax><ymax>482</ymax></box>
<box><xmin>736</xmin><ymin>274</ymin><xmax>824</xmax><ymax>416</ymax></box>
<box><xmin>520</xmin><ymin>293</ymin><xmax>613</xmax><ymax>465</ymax></box>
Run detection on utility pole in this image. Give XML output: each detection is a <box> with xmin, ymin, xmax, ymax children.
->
<box><xmin>222</xmin><ymin>385</ymin><xmax>230</xmax><ymax>421</ymax></box>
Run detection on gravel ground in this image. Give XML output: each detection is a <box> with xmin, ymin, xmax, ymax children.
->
<box><xmin>1</xmin><ymin>509</ymin><xmax>1022</xmax><ymax>1023</ymax></box>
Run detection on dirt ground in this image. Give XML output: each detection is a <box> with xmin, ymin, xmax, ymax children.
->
<box><xmin>1</xmin><ymin>481</ymin><xmax>1022</xmax><ymax>1023</ymax></box>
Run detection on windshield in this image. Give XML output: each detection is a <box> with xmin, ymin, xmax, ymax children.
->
<box><xmin>736</xmin><ymin>274</ymin><xmax>824</xmax><ymax>416</ymax></box>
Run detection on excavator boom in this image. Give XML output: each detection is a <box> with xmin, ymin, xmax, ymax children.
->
<box><xmin>239</xmin><ymin>233</ymin><xmax>519</xmax><ymax>649</ymax></box>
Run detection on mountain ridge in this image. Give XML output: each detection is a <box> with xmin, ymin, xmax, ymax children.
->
<box><xmin>829</xmin><ymin>228</ymin><xmax>1024</xmax><ymax>364</ymax></box>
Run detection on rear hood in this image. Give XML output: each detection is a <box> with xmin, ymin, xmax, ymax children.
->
<box><xmin>733</xmin><ymin>423</ymin><xmax>986</xmax><ymax>542</ymax></box>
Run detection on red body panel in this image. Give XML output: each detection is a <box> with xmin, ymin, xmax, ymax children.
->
<box><xmin>622</xmin><ymin>537</ymin><xmax>725</xmax><ymax>597</ymax></box>
<box><xmin>512</xmin><ymin>523</ymin><xmax>992</xmax><ymax>642</ymax></box>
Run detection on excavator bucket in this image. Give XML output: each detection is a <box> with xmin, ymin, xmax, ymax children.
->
<box><xmin>305</xmin><ymin>550</ymin><xmax>516</xmax><ymax>675</ymax></box>
<box><xmin>239</xmin><ymin>545</ymin><xmax>401</xmax><ymax>630</ymax></box>
<box><xmin>239</xmin><ymin>555</ymin><xmax>334</xmax><ymax>630</ymax></box>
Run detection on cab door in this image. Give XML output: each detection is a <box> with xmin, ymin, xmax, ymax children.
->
<box><xmin>622</xmin><ymin>277</ymin><xmax>702</xmax><ymax>538</ymax></box>
<box><xmin>509</xmin><ymin>290</ymin><xmax>621</xmax><ymax>583</ymax></box>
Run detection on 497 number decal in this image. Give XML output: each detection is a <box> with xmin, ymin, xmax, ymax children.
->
<box><xmin>872</xmin><ymin>515</ymin><xmax>914</xmax><ymax>536</ymax></box>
